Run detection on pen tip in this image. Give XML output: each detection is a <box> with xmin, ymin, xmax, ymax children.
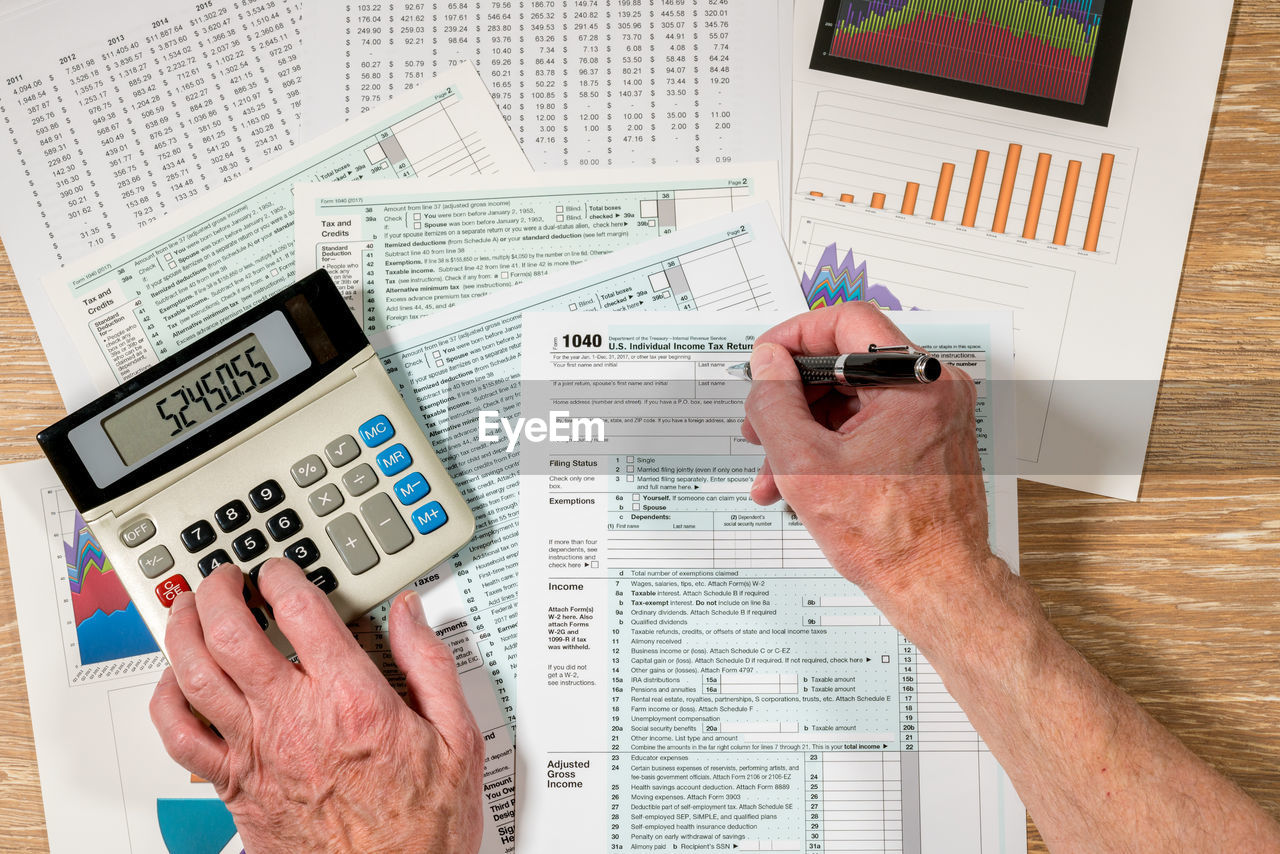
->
<box><xmin>727</xmin><ymin>363</ymin><xmax>751</xmax><ymax>380</ymax></box>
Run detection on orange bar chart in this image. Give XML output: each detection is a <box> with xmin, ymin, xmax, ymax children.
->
<box><xmin>931</xmin><ymin>163</ymin><xmax>955</xmax><ymax>222</ymax></box>
<box><xmin>1083</xmin><ymin>153</ymin><xmax>1115</xmax><ymax>252</ymax></box>
<box><xmin>871</xmin><ymin>193</ymin><xmax>886</xmax><ymax>209</ymax></box>
<box><xmin>1023</xmin><ymin>153</ymin><xmax>1052</xmax><ymax>239</ymax></box>
<box><xmin>962</xmin><ymin>149</ymin><xmax>989</xmax><ymax>228</ymax></box>
<box><xmin>902</xmin><ymin>182</ymin><xmax>920</xmax><ymax>215</ymax></box>
<box><xmin>1053</xmin><ymin>160</ymin><xmax>1082</xmax><ymax>246</ymax></box>
<box><xmin>839</xmin><ymin>193</ymin><xmax>855</xmax><ymax>203</ymax></box>
<box><xmin>992</xmin><ymin>143</ymin><xmax>1022</xmax><ymax>234</ymax></box>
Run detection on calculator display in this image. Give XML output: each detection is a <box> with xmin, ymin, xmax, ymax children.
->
<box><xmin>102</xmin><ymin>335</ymin><xmax>279</xmax><ymax>466</ymax></box>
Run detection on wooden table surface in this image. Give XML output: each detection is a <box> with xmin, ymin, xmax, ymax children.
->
<box><xmin>1</xmin><ymin>5</ymin><xmax>1278</xmax><ymax>851</ymax></box>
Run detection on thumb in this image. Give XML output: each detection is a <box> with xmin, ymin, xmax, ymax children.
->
<box><xmin>389</xmin><ymin>590</ymin><xmax>480</xmax><ymax>748</ymax></box>
<box><xmin>744</xmin><ymin>343</ymin><xmax>831</xmax><ymax>473</ymax></box>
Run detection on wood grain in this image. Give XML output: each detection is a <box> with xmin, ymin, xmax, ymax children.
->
<box><xmin>1</xmin><ymin>4</ymin><xmax>1278</xmax><ymax>851</ymax></box>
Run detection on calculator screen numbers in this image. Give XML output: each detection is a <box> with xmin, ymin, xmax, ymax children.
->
<box><xmin>102</xmin><ymin>334</ymin><xmax>279</xmax><ymax>466</ymax></box>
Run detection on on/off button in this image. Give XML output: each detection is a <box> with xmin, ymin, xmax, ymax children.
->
<box><xmin>120</xmin><ymin>517</ymin><xmax>157</xmax><ymax>548</ymax></box>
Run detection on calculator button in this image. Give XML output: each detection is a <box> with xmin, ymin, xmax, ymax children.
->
<box><xmin>266</xmin><ymin>508</ymin><xmax>303</xmax><ymax>542</ymax></box>
<box><xmin>325</xmin><ymin>513</ymin><xmax>380</xmax><ymax>576</ymax></box>
<box><xmin>393</xmin><ymin>472</ymin><xmax>431</xmax><ymax>506</ymax></box>
<box><xmin>120</xmin><ymin>517</ymin><xmax>157</xmax><ymax>548</ymax></box>
<box><xmin>342</xmin><ymin>464</ymin><xmax>378</xmax><ymax>496</ymax></box>
<box><xmin>155</xmin><ymin>574</ymin><xmax>191</xmax><ymax>607</ymax></box>
<box><xmin>375</xmin><ymin>443</ymin><xmax>412</xmax><ymax>478</ymax></box>
<box><xmin>250</xmin><ymin>607</ymin><xmax>270</xmax><ymax>631</ymax></box>
<box><xmin>215</xmin><ymin>499</ymin><xmax>251</xmax><ymax>533</ymax></box>
<box><xmin>411</xmin><ymin>501</ymin><xmax>449</xmax><ymax>536</ymax></box>
<box><xmin>283</xmin><ymin>537</ymin><xmax>321</xmax><ymax>568</ymax></box>
<box><xmin>198</xmin><ymin>549</ymin><xmax>233</xmax><ymax>577</ymax></box>
<box><xmin>249</xmin><ymin>479</ymin><xmax>286</xmax><ymax>512</ymax></box>
<box><xmin>180</xmin><ymin>520</ymin><xmax>217</xmax><ymax>553</ymax></box>
<box><xmin>308</xmin><ymin>483</ymin><xmax>344</xmax><ymax>517</ymax></box>
<box><xmin>291</xmin><ymin>455</ymin><xmax>327</xmax><ymax>487</ymax></box>
<box><xmin>306</xmin><ymin>567</ymin><xmax>339</xmax><ymax>594</ymax></box>
<box><xmin>358</xmin><ymin>414</ymin><xmax>395</xmax><ymax>448</ymax></box>
<box><xmin>233</xmin><ymin>529</ymin><xmax>268</xmax><ymax>562</ymax></box>
<box><xmin>325</xmin><ymin>434</ymin><xmax>361</xmax><ymax>468</ymax></box>
<box><xmin>360</xmin><ymin>493</ymin><xmax>414</xmax><ymax>555</ymax></box>
<box><xmin>139</xmin><ymin>545</ymin><xmax>175</xmax><ymax>579</ymax></box>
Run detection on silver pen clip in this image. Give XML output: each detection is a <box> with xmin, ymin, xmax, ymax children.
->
<box><xmin>867</xmin><ymin>343</ymin><xmax>927</xmax><ymax>356</ymax></box>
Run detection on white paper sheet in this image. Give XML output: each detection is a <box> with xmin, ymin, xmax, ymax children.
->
<box><xmin>0</xmin><ymin>0</ymin><xmax>307</xmax><ymax>404</ymax></box>
<box><xmin>788</xmin><ymin>0</ymin><xmax>1233</xmax><ymax>500</ymax></box>
<box><xmin>297</xmin><ymin>0</ymin><xmax>790</xmax><ymax>192</ymax></box>
<box><xmin>0</xmin><ymin>456</ymin><xmax>521</xmax><ymax>854</ymax></box>
<box><xmin>515</xmin><ymin>310</ymin><xmax>1023</xmax><ymax>853</ymax></box>
<box><xmin>41</xmin><ymin>62</ymin><xmax>528</xmax><ymax>408</ymax></box>
<box><xmin>293</xmin><ymin>163</ymin><xmax>783</xmax><ymax>328</ymax></box>
<box><xmin>371</xmin><ymin>206</ymin><xmax>810</xmax><ymax>733</ymax></box>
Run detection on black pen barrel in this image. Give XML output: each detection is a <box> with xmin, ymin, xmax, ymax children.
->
<box><xmin>792</xmin><ymin>354</ymin><xmax>941</xmax><ymax>386</ymax></box>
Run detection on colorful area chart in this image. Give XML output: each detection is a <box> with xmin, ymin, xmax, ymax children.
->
<box><xmin>801</xmin><ymin>243</ymin><xmax>908</xmax><ymax>310</ymax></box>
<box><xmin>156</xmin><ymin>799</ymin><xmax>241</xmax><ymax>854</ymax></box>
<box><xmin>64</xmin><ymin>512</ymin><xmax>159</xmax><ymax>664</ymax></box>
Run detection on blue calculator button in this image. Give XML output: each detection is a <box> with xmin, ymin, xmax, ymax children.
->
<box><xmin>359</xmin><ymin>415</ymin><xmax>395</xmax><ymax>448</ymax></box>
<box><xmin>393</xmin><ymin>472</ymin><xmax>431</xmax><ymax>506</ymax></box>
<box><xmin>375</xmin><ymin>443</ymin><xmax>412</xmax><ymax>477</ymax></box>
<box><xmin>411</xmin><ymin>501</ymin><xmax>448</xmax><ymax>535</ymax></box>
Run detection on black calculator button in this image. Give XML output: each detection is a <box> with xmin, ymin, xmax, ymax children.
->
<box><xmin>267</xmin><ymin>508</ymin><xmax>303</xmax><ymax>542</ymax></box>
<box><xmin>283</xmin><ymin>537</ymin><xmax>321</xmax><ymax>568</ymax></box>
<box><xmin>250</xmin><ymin>607</ymin><xmax>270</xmax><ymax>631</ymax></box>
<box><xmin>180</xmin><ymin>520</ymin><xmax>217</xmax><ymax>553</ymax></box>
<box><xmin>233</xmin><ymin>529</ymin><xmax>268</xmax><ymax>562</ymax></box>
<box><xmin>249</xmin><ymin>480</ymin><xmax>285</xmax><ymax>512</ymax></box>
<box><xmin>198</xmin><ymin>549</ymin><xmax>233</xmax><ymax>577</ymax></box>
<box><xmin>215</xmin><ymin>499</ymin><xmax>251</xmax><ymax>532</ymax></box>
<box><xmin>306</xmin><ymin>567</ymin><xmax>339</xmax><ymax>594</ymax></box>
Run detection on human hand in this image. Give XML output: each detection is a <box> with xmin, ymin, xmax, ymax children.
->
<box><xmin>742</xmin><ymin>303</ymin><xmax>1004</xmax><ymax>626</ymax></box>
<box><xmin>150</xmin><ymin>559</ymin><xmax>485</xmax><ymax>854</ymax></box>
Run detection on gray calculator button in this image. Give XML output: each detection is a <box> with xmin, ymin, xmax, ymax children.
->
<box><xmin>324</xmin><ymin>434</ymin><xmax>361</xmax><ymax>468</ymax></box>
<box><xmin>342</xmin><ymin>463</ymin><xmax>378</xmax><ymax>496</ymax></box>
<box><xmin>360</xmin><ymin>493</ymin><xmax>413</xmax><ymax>555</ymax></box>
<box><xmin>308</xmin><ymin>483</ymin><xmax>344</xmax><ymax>517</ymax></box>
<box><xmin>139</xmin><ymin>544</ymin><xmax>174</xmax><ymax>579</ymax></box>
<box><xmin>120</xmin><ymin>517</ymin><xmax>156</xmax><ymax>548</ymax></box>
<box><xmin>291</xmin><ymin>455</ymin><xmax>327</xmax><ymax>487</ymax></box>
<box><xmin>325</xmin><ymin>513</ymin><xmax>380</xmax><ymax>576</ymax></box>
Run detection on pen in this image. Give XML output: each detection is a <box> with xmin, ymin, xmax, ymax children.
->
<box><xmin>727</xmin><ymin>346</ymin><xmax>942</xmax><ymax>387</ymax></box>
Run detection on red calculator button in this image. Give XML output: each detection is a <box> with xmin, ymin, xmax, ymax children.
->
<box><xmin>156</xmin><ymin>575</ymin><xmax>192</xmax><ymax>608</ymax></box>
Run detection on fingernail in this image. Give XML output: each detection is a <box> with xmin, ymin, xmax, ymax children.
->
<box><xmin>750</xmin><ymin>343</ymin><xmax>778</xmax><ymax>376</ymax></box>
<box><xmin>401</xmin><ymin>590</ymin><xmax>428</xmax><ymax>624</ymax></box>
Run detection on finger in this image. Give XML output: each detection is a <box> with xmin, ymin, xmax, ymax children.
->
<box><xmin>756</xmin><ymin>302</ymin><xmax>918</xmax><ymax>357</ymax></box>
<box><xmin>750</xmin><ymin>457</ymin><xmax>783</xmax><ymax>506</ymax></box>
<box><xmin>742</xmin><ymin>383</ymin><xmax>830</xmax><ymax>446</ymax></box>
<box><xmin>194</xmin><ymin>564</ymin><xmax>296</xmax><ymax>694</ymax></box>
<box><xmin>744</xmin><ymin>343</ymin><xmax>835</xmax><ymax>475</ymax></box>
<box><xmin>150</xmin><ymin>668</ymin><xmax>229</xmax><ymax>785</ymax></box>
<box><xmin>165</xmin><ymin>590</ymin><xmax>251</xmax><ymax>736</ymax></box>
<box><xmin>389</xmin><ymin>591</ymin><xmax>482</xmax><ymax>751</ymax></box>
<box><xmin>256</xmin><ymin>558</ymin><xmax>370</xmax><ymax>675</ymax></box>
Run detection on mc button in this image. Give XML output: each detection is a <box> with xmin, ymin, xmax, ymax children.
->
<box><xmin>359</xmin><ymin>415</ymin><xmax>395</xmax><ymax>448</ymax></box>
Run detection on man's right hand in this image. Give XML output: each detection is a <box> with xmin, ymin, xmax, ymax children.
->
<box><xmin>740</xmin><ymin>303</ymin><xmax>1004</xmax><ymax>626</ymax></box>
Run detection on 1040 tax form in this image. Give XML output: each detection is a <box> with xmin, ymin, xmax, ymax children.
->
<box><xmin>516</xmin><ymin>311</ymin><xmax>1023</xmax><ymax>854</ymax></box>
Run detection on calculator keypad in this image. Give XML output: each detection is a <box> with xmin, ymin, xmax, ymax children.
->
<box><xmin>181</xmin><ymin>520</ymin><xmax>217</xmax><ymax>553</ymax></box>
<box><xmin>250</xmin><ymin>480</ymin><xmax>286</xmax><ymax>512</ymax></box>
<box><xmin>360</xmin><ymin>493</ymin><xmax>414</xmax><ymax>555</ymax></box>
<box><xmin>308</xmin><ymin>484</ymin><xmax>344</xmax><ymax>517</ymax></box>
<box><xmin>325</xmin><ymin>513</ymin><xmax>380</xmax><ymax>576</ymax></box>
<box><xmin>282</xmin><ymin>538</ymin><xmax>321</xmax><ymax>568</ymax></box>
<box><xmin>215</xmin><ymin>500</ymin><xmax>251</xmax><ymax>533</ymax></box>
<box><xmin>266</xmin><ymin>508</ymin><xmax>302</xmax><ymax>542</ymax></box>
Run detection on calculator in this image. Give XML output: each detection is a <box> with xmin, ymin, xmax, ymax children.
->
<box><xmin>38</xmin><ymin>270</ymin><xmax>475</xmax><ymax>659</ymax></box>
